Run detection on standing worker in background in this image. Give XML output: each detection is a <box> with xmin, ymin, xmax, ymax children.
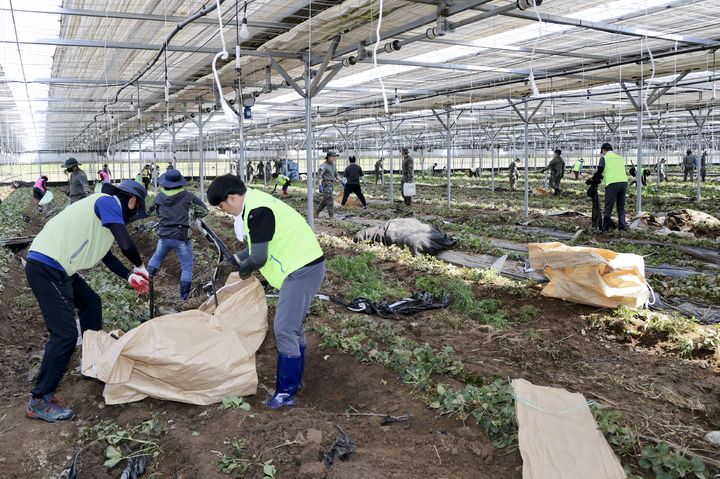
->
<box><xmin>508</xmin><ymin>158</ymin><xmax>520</xmax><ymax>191</ymax></box>
<box><xmin>341</xmin><ymin>156</ymin><xmax>368</xmax><ymax>210</ymax></box>
<box><xmin>542</xmin><ymin>149</ymin><xmax>565</xmax><ymax>196</ymax></box>
<box><xmin>572</xmin><ymin>158</ymin><xmax>584</xmax><ymax>179</ymax></box>
<box><xmin>24</xmin><ymin>180</ymin><xmax>150</xmax><ymax>422</ymax></box>
<box><xmin>207</xmin><ymin>175</ymin><xmax>325</xmax><ymax>409</ymax></box>
<box><xmin>32</xmin><ymin>175</ymin><xmax>49</xmax><ymax>205</ymax></box>
<box><xmin>400</xmin><ymin>148</ymin><xmax>414</xmax><ymax>207</ymax></box>
<box><xmin>374</xmin><ymin>158</ymin><xmax>384</xmax><ymax>184</ymax></box>
<box><xmin>147</xmin><ymin>169</ymin><xmax>208</xmax><ymax>300</ymax></box>
<box><xmin>141</xmin><ymin>164</ymin><xmax>152</xmax><ymax>191</ymax></box>
<box><xmin>590</xmin><ymin>143</ymin><xmax>628</xmax><ymax>234</ymax></box>
<box><xmin>683</xmin><ymin>149</ymin><xmax>696</xmax><ymax>182</ymax></box>
<box><xmin>63</xmin><ymin>157</ymin><xmax>89</xmax><ymax>203</ymax></box>
<box><xmin>314</xmin><ymin>150</ymin><xmax>342</xmax><ymax>219</ymax></box>
<box><xmin>658</xmin><ymin>158</ymin><xmax>668</xmax><ymax>182</ymax></box>
<box><xmin>701</xmin><ymin>151</ymin><xmax>708</xmax><ymax>182</ymax></box>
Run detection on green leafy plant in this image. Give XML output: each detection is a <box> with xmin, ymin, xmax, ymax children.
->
<box><xmin>638</xmin><ymin>442</ymin><xmax>707</xmax><ymax>479</ymax></box>
<box><xmin>83</xmin><ymin>414</ymin><xmax>167</xmax><ymax>470</ymax></box>
<box><xmin>221</xmin><ymin>395</ymin><xmax>251</xmax><ymax>411</ymax></box>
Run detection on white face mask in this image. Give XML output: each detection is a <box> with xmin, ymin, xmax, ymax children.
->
<box><xmin>233</xmin><ymin>195</ymin><xmax>247</xmax><ymax>242</ymax></box>
<box><xmin>234</xmin><ymin>215</ymin><xmax>245</xmax><ymax>242</ymax></box>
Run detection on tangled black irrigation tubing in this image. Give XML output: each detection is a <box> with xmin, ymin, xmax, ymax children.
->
<box><xmin>72</xmin><ymin>0</ymin><xmax>230</xmax><ymax>146</ymax></box>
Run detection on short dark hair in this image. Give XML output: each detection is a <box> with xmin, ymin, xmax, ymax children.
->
<box><xmin>207</xmin><ymin>174</ymin><xmax>247</xmax><ymax>206</ymax></box>
<box><xmin>349</xmin><ymin>156</ymin><xmax>356</xmax><ymax>163</ymax></box>
<box><xmin>554</xmin><ymin>149</ymin><xmax>561</xmax><ymax>155</ymax></box>
<box><xmin>601</xmin><ymin>143</ymin><xmax>613</xmax><ymax>152</ymax></box>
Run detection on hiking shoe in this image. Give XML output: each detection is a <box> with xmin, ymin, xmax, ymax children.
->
<box><xmin>27</xmin><ymin>394</ymin><xmax>74</xmax><ymax>422</ymax></box>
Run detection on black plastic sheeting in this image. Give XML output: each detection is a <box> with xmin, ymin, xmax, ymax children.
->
<box><xmin>67</xmin><ymin>445</ymin><xmax>147</xmax><ymax>479</ymax></box>
<box><xmin>323</xmin><ymin>423</ymin><xmax>356</xmax><ymax>467</ymax></box>
<box><xmin>328</xmin><ymin>291</ymin><xmax>450</xmax><ymax>319</ymax></box>
<box><xmin>354</xmin><ymin>218</ymin><xmax>454</xmax><ymax>255</ymax></box>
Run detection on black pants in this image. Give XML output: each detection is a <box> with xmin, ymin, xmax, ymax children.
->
<box><xmin>341</xmin><ymin>183</ymin><xmax>366</xmax><ymax>206</ymax></box>
<box><xmin>25</xmin><ymin>259</ymin><xmax>102</xmax><ymax>397</ymax></box>
<box><xmin>603</xmin><ymin>182</ymin><xmax>627</xmax><ymax>230</ymax></box>
<box><xmin>142</xmin><ymin>177</ymin><xmax>150</xmax><ymax>190</ymax></box>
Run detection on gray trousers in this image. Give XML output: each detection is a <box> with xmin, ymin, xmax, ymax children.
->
<box><xmin>274</xmin><ymin>260</ymin><xmax>325</xmax><ymax>356</ymax></box>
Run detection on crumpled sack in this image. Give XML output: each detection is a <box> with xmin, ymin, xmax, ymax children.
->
<box><xmin>529</xmin><ymin>242</ymin><xmax>650</xmax><ymax>309</ymax></box>
<box><xmin>666</xmin><ymin>209</ymin><xmax>720</xmax><ymax>232</ymax></box>
<box><xmin>354</xmin><ymin>218</ymin><xmax>454</xmax><ymax>255</ymax></box>
<box><xmin>334</xmin><ymin>190</ymin><xmax>358</xmax><ymax>207</ymax></box>
<box><xmin>81</xmin><ymin>274</ymin><xmax>267</xmax><ymax>405</ymax></box>
<box><xmin>330</xmin><ymin>291</ymin><xmax>449</xmax><ymax>319</ymax></box>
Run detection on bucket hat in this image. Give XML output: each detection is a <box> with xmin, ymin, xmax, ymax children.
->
<box><xmin>62</xmin><ymin>157</ymin><xmax>80</xmax><ymax>169</ymax></box>
<box><xmin>158</xmin><ymin>169</ymin><xmax>187</xmax><ymax>188</ymax></box>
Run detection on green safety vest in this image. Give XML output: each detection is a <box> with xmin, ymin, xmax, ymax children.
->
<box><xmin>277</xmin><ymin>174</ymin><xmax>289</xmax><ymax>185</ymax></box>
<box><xmin>243</xmin><ymin>188</ymin><xmax>323</xmax><ymax>289</ymax></box>
<box><xmin>30</xmin><ymin>194</ymin><xmax>117</xmax><ymax>276</ymax></box>
<box><xmin>572</xmin><ymin>161</ymin><xmax>581</xmax><ymax>172</ymax></box>
<box><xmin>602</xmin><ymin>152</ymin><xmax>627</xmax><ymax>186</ymax></box>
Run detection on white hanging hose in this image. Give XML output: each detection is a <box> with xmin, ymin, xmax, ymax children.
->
<box><xmin>528</xmin><ymin>0</ymin><xmax>543</xmax><ymax>97</ymax></box>
<box><xmin>642</xmin><ymin>36</ymin><xmax>656</xmax><ymax>119</ymax></box>
<box><xmin>372</xmin><ymin>0</ymin><xmax>389</xmax><ymax>113</ymax></box>
<box><xmin>212</xmin><ymin>0</ymin><xmax>237</xmax><ymax>122</ymax></box>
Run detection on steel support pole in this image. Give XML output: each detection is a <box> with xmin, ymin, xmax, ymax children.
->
<box><xmin>197</xmin><ymin>104</ymin><xmax>205</xmax><ymax>202</ymax></box>
<box><xmin>524</xmin><ymin>101</ymin><xmax>529</xmax><ymax>218</ymax></box>
<box><xmin>446</xmin><ymin>108</ymin><xmax>451</xmax><ymax>209</ymax></box>
<box><xmin>389</xmin><ymin>116</ymin><xmax>395</xmax><ymax>205</ymax></box>
<box><xmin>305</xmin><ymin>60</ymin><xmax>315</xmax><ymax>229</ymax></box>
<box><xmin>697</xmin><ymin>114</ymin><xmax>702</xmax><ymax>203</ymax></box>
<box><xmin>491</xmin><ymin>145</ymin><xmax>495</xmax><ymax>192</ymax></box>
<box><xmin>635</xmin><ymin>97</ymin><xmax>643</xmax><ymax>216</ymax></box>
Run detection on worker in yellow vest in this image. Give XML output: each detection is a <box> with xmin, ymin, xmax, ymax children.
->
<box><xmin>572</xmin><ymin>159</ymin><xmax>584</xmax><ymax>179</ymax></box>
<box><xmin>590</xmin><ymin>143</ymin><xmax>627</xmax><ymax>233</ymax></box>
<box><xmin>207</xmin><ymin>175</ymin><xmax>325</xmax><ymax>409</ymax></box>
<box><xmin>24</xmin><ymin>180</ymin><xmax>150</xmax><ymax>422</ymax></box>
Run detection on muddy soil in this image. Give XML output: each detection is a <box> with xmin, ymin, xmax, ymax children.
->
<box><xmin>0</xmin><ymin>184</ymin><xmax>718</xmax><ymax>478</ymax></box>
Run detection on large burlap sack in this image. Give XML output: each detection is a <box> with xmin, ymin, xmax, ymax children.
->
<box><xmin>334</xmin><ymin>189</ymin><xmax>358</xmax><ymax>207</ymax></box>
<box><xmin>82</xmin><ymin>274</ymin><xmax>267</xmax><ymax>405</ymax></box>
<box><xmin>528</xmin><ymin>242</ymin><xmax>649</xmax><ymax>309</ymax></box>
<box><xmin>513</xmin><ymin>378</ymin><xmax>625</xmax><ymax>479</ymax></box>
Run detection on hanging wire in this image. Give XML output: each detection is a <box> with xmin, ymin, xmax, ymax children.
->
<box><xmin>372</xmin><ymin>0</ymin><xmax>389</xmax><ymax>113</ymax></box>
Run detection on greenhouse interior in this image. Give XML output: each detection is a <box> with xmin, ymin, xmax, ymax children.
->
<box><xmin>1</xmin><ymin>0</ymin><xmax>720</xmax><ymax>477</ymax></box>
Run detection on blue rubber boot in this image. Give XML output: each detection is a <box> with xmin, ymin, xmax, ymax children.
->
<box><xmin>263</xmin><ymin>354</ymin><xmax>301</xmax><ymax>409</ymax></box>
<box><xmin>298</xmin><ymin>344</ymin><xmax>306</xmax><ymax>390</ymax></box>
<box><xmin>180</xmin><ymin>281</ymin><xmax>192</xmax><ymax>301</ymax></box>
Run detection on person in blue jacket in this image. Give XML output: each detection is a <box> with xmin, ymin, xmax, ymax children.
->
<box><xmin>25</xmin><ymin>180</ymin><xmax>150</xmax><ymax>422</ymax></box>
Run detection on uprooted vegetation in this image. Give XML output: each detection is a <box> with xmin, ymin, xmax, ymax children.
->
<box><xmin>587</xmin><ymin>306</ymin><xmax>720</xmax><ymax>359</ymax></box>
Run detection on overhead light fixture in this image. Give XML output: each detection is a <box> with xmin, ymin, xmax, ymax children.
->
<box><xmin>243</xmin><ymin>106</ymin><xmax>252</xmax><ymax>119</ymax></box>
<box><xmin>394</xmin><ymin>88</ymin><xmax>401</xmax><ymax>105</ymax></box>
<box><xmin>239</xmin><ymin>2</ymin><xmax>250</xmax><ymax>39</ymax></box>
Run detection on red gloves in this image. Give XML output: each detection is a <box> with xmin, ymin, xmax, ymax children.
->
<box><xmin>128</xmin><ymin>266</ymin><xmax>149</xmax><ymax>295</ymax></box>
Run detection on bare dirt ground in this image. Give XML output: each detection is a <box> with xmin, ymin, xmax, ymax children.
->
<box><xmin>0</xmin><ymin>180</ymin><xmax>718</xmax><ymax>478</ymax></box>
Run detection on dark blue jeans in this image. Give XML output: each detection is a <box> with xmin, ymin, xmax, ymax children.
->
<box><xmin>148</xmin><ymin>237</ymin><xmax>194</xmax><ymax>282</ymax></box>
<box><xmin>25</xmin><ymin>259</ymin><xmax>102</xmax><ymax>397</ymax></box>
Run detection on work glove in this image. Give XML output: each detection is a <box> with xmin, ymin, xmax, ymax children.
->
<box><xmin>133</xmin><ymin>265</ymin><xmax>149</xmax><ymax>279</ymax></box>
<box><xmin>128</xmin><ymin>273</ymin><xmax>149</xmax><ymax>295</ymax></box>
<box><xmin>128</xmin><ymin>265</ymin><xmax>149</xmax><ymax>294</ymax></box>
<box><xmin>318</xmin><ymin>184</ymin><xmax>323</xmax><ymax>193</ymax></box>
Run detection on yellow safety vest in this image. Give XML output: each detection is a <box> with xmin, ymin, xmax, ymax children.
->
<box><xmin>243</xmin><ymin>189</ymin><xmax>323</xmax><ymax>289</ymax></box>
